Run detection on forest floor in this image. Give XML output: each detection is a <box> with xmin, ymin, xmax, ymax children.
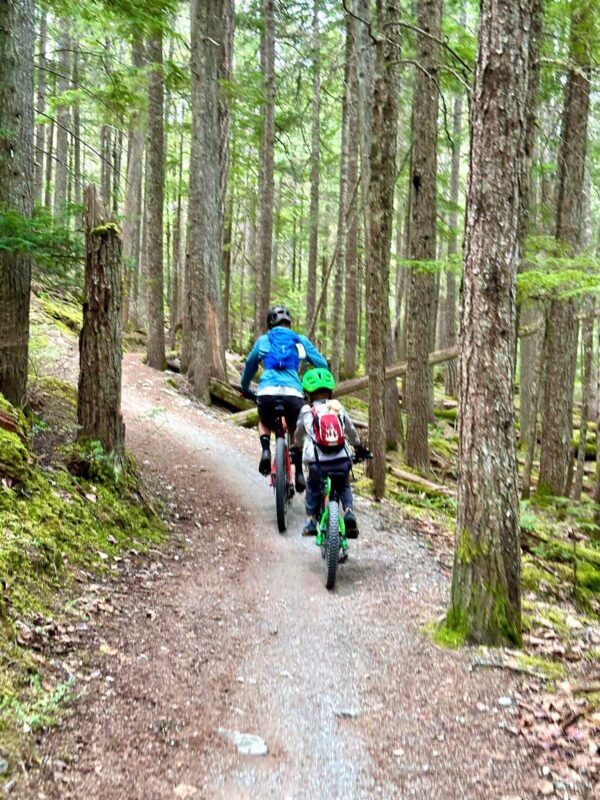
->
<box><xmin>0</xmin><ymin>292</ymin><xmax>596</xmax><ymax>798</ymax></box>
<box><xmin>9</xmin><ymin>353</ymin><xmax>554</xmax><ymax>800</ymax></box>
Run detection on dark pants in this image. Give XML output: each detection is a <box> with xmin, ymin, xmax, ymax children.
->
<box><xmin>257</xmin><ymin>394</ymin><xmax>304</xmax><ymax>434</ymax></box>
<box><xmin>305</xmin><ymin>457</ymin><xmax>353</xmax><ymax>517</ymax></box>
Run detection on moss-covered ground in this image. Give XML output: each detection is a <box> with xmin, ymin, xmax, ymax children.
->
<box><xmin>0</xmin><ymin>374</ymin><xmax>164</xmax><ymax>773</ymax></box>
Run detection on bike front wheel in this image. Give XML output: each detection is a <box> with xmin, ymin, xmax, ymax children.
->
<box><xmin>275</xmin><ymin>436</ymin><xmax>288</xmax><ymax>533</ymax></box>
<box><xmin>325</xmin><ymin>500</ymin><xmax>340</xmax><ymax>590</ymax></box>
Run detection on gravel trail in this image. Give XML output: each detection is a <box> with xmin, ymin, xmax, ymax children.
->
<box><xmin>17</xmin><ymin>356</ymin><xmax>537</xmax><ymax>799</ymax></box>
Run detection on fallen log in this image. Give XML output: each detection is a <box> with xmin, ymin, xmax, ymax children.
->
<box><xmin>209</xmin><ymin>378</ymin><xmax>254</xmax><ymax>412</ymax></box>
<box><xmin>390</xmin><ymin>467</ymin><xmax>456</xmax><ymax>497</ymax></box>
<box><xmin>335</xmin><ymin>346</ymin><xmax>459</xmax><ymax>398</ymax></box>
<box><xmin>229</xmin><ymin>405</ymin><xmax>368</xmax><ymax>430</ymax></box>
<box><xmin>230</xmin><ymin>407</ymin><xmax>259</xmax><ymax>427</ymax></box>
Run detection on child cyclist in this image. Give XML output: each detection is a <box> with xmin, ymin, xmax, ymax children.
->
<box><xmin>240</xmin><ymin>305</ymin><xmax>328</xmax><ymax>489</ymax></box>
<box><xmin>294</xmin><ymin>367</ymin><xmax>372</xmax><ymax>540</ymax></box>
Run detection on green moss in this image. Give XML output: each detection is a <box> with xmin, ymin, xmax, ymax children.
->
<box><xmin>0</xmin><ymin>429</ymin><xmax>33</xmax><ymax>484</ymax></box>
<box><xmin>34</xmin><ymin>376</ymin><xmax>77</xmax><ymax>409</ymax></box>
<box><xmin>456</xmin><ymin>528</ymin><xmax>488</xmax><ymax>563</ymax></box>
<box><xmin>434</xmin><ymin>407</ymin><xmax>458</xmax><ymax>422</ymax></box>
<box><xmin>91</xmin><ymin>222</ymin><xmax>119</xmax><ymax>236</ymax></box>
<box><xmin>514</xmin><ymin>653</ymin><xmax>565</xmax><ymax>679</ymax></box>
<box><xmin>426</xmin><ymin>618</ymin><xmax>467</xmax><ymax>648</ymax></box>
<box><xmin>37</xmin><ymin>293</ymin><xmax>82</xmax><ymax>335</ymax></box>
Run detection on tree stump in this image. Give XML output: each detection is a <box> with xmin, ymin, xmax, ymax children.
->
<box><xmin>77</xmin><ymin>185</ymin><xmax>125</xmax><ymax>468</ymax></box>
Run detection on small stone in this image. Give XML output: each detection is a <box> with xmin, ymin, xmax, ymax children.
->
<box><xmin>540</xmin><ymin>780</ymin><xmax>554</xmax><ymax>796</ymax></box>
<box><xmin>542</xmin><ymin>765</ymin><xmax>551</xmax><ymax>777</ymax></box>
<box><xmin>392</xmin><ymin>749</ymin><xmax>405</xmax><ymax>758</ymax></box>
<box><xmin>0</xmin><ymin>758</ymin><xmax>8</xmax><ymax>776</ymax></box>
<box><xmin>409</xmin><ymin>585</ymin><xmax>418</xmax><ymax>594</ymax></box>
<box><xmin>221</xmin><ymin>730</ymin><xmax>268</xmax><ymax>756</ymax></box>
<box><xmin>498</xmin><ymin>696</ymin><xmax>512</xmax><ymax>708</ymax></box>
<box><xmin>174</xmin><ymin>784</ymin><xmax>199</xmax><ymax>799</ymax></box>
<box><xmin>336</xmin><ymin>708</ymin><xmax>359</xmax><ymax>719</ymax></box>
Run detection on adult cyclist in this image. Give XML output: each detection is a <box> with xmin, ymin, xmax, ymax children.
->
<box><xmin>241</xmin><ymin>305</ymin><xmax>328</xmax><ymax>491</ymax></box>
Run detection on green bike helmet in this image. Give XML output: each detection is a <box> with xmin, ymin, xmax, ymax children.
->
<box><xmin>302</xmin><ymin>367</ymin><xmax>335</xmax><ymax>394</ymax></box>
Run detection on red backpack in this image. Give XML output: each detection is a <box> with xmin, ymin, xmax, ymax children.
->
<box><xmin>311</xmin><ymin>403</ymin><xmax>346</xmax><ymax>454</ymax></box>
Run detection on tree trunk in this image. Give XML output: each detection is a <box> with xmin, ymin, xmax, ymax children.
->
<box><xmin>145</xmin><ymin>29</ymin><xmax>166</xmax><ymax>370</ymax></box>
<box><xmin>448</xmin><ymin>0</ymin><xmax>533</xmax><ymax>647</ymax></box>
<box><xmin>78</xmin><ymin>185</ymin><xmax>125</xmax><ymax>467</ymax></box>
<box><xmin>444</xmin><ymin>92</ymin><xmax>462</xmax><ymax>397</ymax></box>
<box><xmin>253</xmin><ymin>0</ymin><xmax>276</xmax><ymax>337</ymax></box>
<box><xmin>121</xmin><ymin>39</ymin><xmax>145</xmax><ymax>330</ymax></box>
<box><xmin>305</xmin><ymin>0</ymin><xmax>320</xmax><ymax>331</ymax></box>
<box><xmin>100</xmin><ymin>124</ymin><xmax>112</xmax><ymax>211</ymax></box>
<box><xmin>0</xmin><ymin>0</ymin><xmax>34</xmax><ymax>407</ymax></box>
<box><xmin>169</xmin><ymin>121</ymin><xmax>184</xmax><ymax>349</ymax></box>
<box><xmin>331</xmin><ymin>13</ymin><xmax>353</xmax><ymax>378</ymax></box>
<box><xmin>404</xmin><ymin>0</ymin><xmax>442</xmax><ymax>469</ymax></box>
<box><xmin>112</xmin><ymin>129</ymin><xmax>123</xmax><ymax>216</ymax></box>
<box><xmin>44</xmin><ymin>95</ymin><xmax>54</xmax><ymax>209</ymax></box>
<box><xmin>53</xmin><ymin>28</ymin><xmax>71</xmax><ymax>216</ymax></box>
<box><xmin>72</xmin><ymin>46</ymin><xmax>82</xmax><ymax>208</ymax></box>
<box><xmin>366</xmin><ymin>0</ymin><xmax>400</xmax><ymax>499</ymax></box>
<box><xmin>34</xmin><ymin>12</ymin><xmax>47</xmax><ymax>205</ymax></box>
<box><xmin>573</xmin><ymin>298</ymin><xmax>594</xmax><ymax>499</ymax></box>
<box><xmin>222</xmin><ymin>189</ymin><xmax>234</xmax><ymax>351</ymax></box>
<box><xmin>538</xmin><ymin>6</ymin><xmax>591</xmax><ymax>496</ymax></box>
<box><xmin>517</xmin><ymin>0</ymin><xmax>543</xmax><ymax>449</ymax></box>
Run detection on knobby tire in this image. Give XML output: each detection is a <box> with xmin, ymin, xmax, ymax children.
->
<box><xmin>275</xmin><ymin>436</ymin><xmax>288</xmax><ymax>533</ymax></box>
<box><xmin>325</xmin><ymin>500</ymin><xmax>340</xmax><ymax>590</ymax></box>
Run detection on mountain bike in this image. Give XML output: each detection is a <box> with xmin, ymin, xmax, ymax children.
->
<box><xmin>316</xmin><ymin>452</ymin><xmax>371</xmax><ymax>590</ymax></box>
<box><xmin>240</xmin><ymin>389</ymin><xmax>294</xmax><ymax>533</ymax></box>
<box><xmin>270</xmin><ymin>400</ymin><xmax>295</xmax><ymax>532</ymax></box>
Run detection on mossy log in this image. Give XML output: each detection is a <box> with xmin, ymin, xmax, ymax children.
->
<box><xmin>209</xmin><ymin>378</ymin><xmax>254</xmax><ymax>412</ymax></box>
<box><xmin>390</xmin><ymin>467</ymin><xmax>456</xmax><ymax>497</ymax></box>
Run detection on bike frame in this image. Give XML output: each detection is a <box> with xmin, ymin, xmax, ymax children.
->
<box><xmin>316</xmin><ymin>475</ymin><xmax>348</xmax><ymax>556</ymax></box>
<box><xmin>269</xmin><ymin>414</ymin><xmax>294</xmax><ymax>490</ymax></box>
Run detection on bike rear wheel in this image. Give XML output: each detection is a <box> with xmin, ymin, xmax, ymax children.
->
<box><xmin>325</xmin><ymin>500</ymin><xmax>340</xmax><ymax>590</ymax></box>
<box><xmin>275</xmin><ymin>436</ymin><xmax>288</xmax><ymax>533</ymax></box>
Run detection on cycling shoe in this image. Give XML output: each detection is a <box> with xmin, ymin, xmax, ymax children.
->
<box><xmin>259</xmin><ymin>449</ymin><xmax>271</xmax><ymax>476</ymax></box>
<box><xmin>344</xmin><ymin>510</ymin><xmax>359</xmax><ymax>539</ymax></box>
<box><xmin>295</xmin><ymin>471</ymin><xmax>306</xmax><ymax>493</ymax></box>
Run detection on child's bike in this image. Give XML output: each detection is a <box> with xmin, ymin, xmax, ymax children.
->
<box><xmin>316</xmin><ymin>453</ymin><xmax>371</xmax><ymax>590</ymax></box>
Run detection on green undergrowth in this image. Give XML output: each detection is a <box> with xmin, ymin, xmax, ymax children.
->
<box><xmin>0</xmin><ymin>391</ymin><xmax>165</xmax><ymax>769</ymax></box>
<box><xmin>36</xmin><ymin>291</ymin><xmax>82</xmax><ymax>336</ymax></box>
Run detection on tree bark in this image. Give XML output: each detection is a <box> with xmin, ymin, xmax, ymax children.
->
<box><xmin>53</xmin><ymin>28</ymin><xmax>71</xmax><ymax>216</ymax></box>
<box><xmin>573</xmin><ymin>297</ymin><xmax>594</xmax><ymax>499</ymax></box>
<box><xmin>169</xmin><ymin>120</ymin><xmax>184</xmax><ymax>349</ymax></box>
<box><xmin>253</xmin><ymin>0</ymin><xmax>276</xmax><ymax>336</ymax></box>
<box><xmin>331</xmin><ymin>13</ymin><xmax>353</xmax><ymax>378</ymax></box>
<box><xmin>448</xmin><ymin>0</ymin><xmax>533</xmax><ymax>646</ymax></box>
<box><xmin>145</xmin><ymin>29</ymin><xmax>166</xmax><ymax>369</ymax></box>
<box><xmin>305</xmin><ymin>0</ymin><xmax>320</xmax><ymax>331</ymax></box>
<box><xmin>34</xmin><ymin>11</ymin><xmax>47</xmax><ymax>205</ymax></box>
<box><xmin>404</xmin><ymin>0</ymin><xmax>442</xmax><ymax>469</ymax></box>
<box><xmin>78</xmin><ymin>185</ymin><xmax>125</xmax><ymax>467</ymax></box>
<box><xmin>72</xmin><ymin>46</ymin><xmax>82</xmax><ymax>208</ymax></box>
<box><xmin>366</xmin><ymin>0</ymin><xmax>400</xmax><ymax>499</ymax></box>
<box><xmin>517</xmin><ymin>0</ymin><xmax>543</xmax><ymax>450</ymax></box>
<box><xmin>538</xmin><ymin>6</ymin><xmax>590</xmax><ymax>496</ymax></box>
<box><xmin>0</xmin><ymin>0</ymin><xmax>34</xmax><ymax>407</ymax></box>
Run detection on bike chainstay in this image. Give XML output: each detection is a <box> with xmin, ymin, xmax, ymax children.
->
<box><xmin>316</xmin><ymin>480</ymin><xmax>348</xmax><ymax>553</ymax></box>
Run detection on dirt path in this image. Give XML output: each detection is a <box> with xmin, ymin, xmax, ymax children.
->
<box><xmin>18</xmin><ymin>356</ymin><xmax>538</xmax><ymax>800</ymax></box>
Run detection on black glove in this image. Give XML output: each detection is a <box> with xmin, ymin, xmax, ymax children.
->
<box><xmin>354</xmin><ymin>444</ymin><xmax>373</xmax><ymax>461</ymax></box>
